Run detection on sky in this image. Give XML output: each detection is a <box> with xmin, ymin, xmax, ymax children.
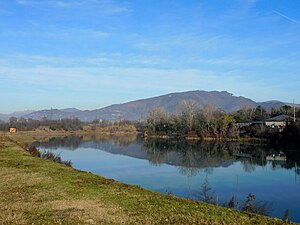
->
<box><xmin>0</xmin><ymin>0</ymin><xmax>299</xmax><ymax>113</ymax></box>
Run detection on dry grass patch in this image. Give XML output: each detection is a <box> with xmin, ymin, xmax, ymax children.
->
<box><xmin>0</xmin><ymin>210</ymin><xmax>28</xmax><ymax>225</ymax></box>
<box><xmin>51</xmin><ymin>200</ymin><xmax>131</xmax><ymax>224</ymax></box>
<box><xmin>0</xmin><ymin>134</ymin><xmax>296</xmax><ymax>225</ymax></box>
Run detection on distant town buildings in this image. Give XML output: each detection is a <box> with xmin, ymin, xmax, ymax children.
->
<box><xmin>236</xmin><ymin>114</ymin><xmax>298</xmax><ymax>135</ymax></box>
<box><xmin>265</xmin><ymin>115</ymin><xmax>296</xmax><ymax>128</ymax></box>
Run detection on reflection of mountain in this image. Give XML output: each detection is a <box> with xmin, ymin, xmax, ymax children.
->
<box><xmin>32</xmin><ymin>135</ymin><xmax>293</xmax><ymax>172</ymax></box>
<box><xmin>33</xmin><ymin>135</ymin><xmax>149</xmax><ymax>159</ymax></box>
<box><xmin>82</xmin><ymin>141</ymin><xmax>148</xmax><ymax>160</ymax></box>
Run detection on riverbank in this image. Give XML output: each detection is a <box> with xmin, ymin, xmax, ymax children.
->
<box><xmin>4</xmin><ymin>130</ymin><xmax>138</xmax><ymax>146</ymax></box>
<box><xmin>144</xmin><ymin>133</ymin><xmax>268</xmax><ymax>144</ymax></box>
<box><xmin>0</xmin><ymin>133</ymin><xmax>293</xmax><ymax>224</ymax></box>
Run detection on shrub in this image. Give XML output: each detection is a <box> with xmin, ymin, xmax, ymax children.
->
<box><xmin>241</xmin><ymin>193</ymin><xmax>272</xmax><ymax>216</ymax></box>
<box><xmin>41</xmin><ymin>151</ymin><xmax>72</xmax><ymax>167</ymax></box>
<box><xmin>27</xmin><ymin>146</ymin><xmax>41</xmax><ymax>157</ymax></box>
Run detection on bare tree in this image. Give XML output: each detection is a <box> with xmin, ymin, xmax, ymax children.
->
<box><xmin>194</xmin><ymin>174</ymin><xmax>216</xmax><ymax>204</ymax></box>
<box><xmin>178</xmin><ymin>100</ymin><xmax>200</xmax><ymax>131</ymax></box>
<box><xmin>146</xmin><ymin>107</ymin><xmax>169</xmax><ymax>134</ymax></box>
<box><xmin>241</xmin><ymin>193</ymin><xmax>272</xmax><ymax>216</ymax></box>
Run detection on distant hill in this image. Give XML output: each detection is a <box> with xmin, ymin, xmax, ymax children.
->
<box><xmin>0</xmin><ymin>90</ymin><xmax>298</xmax><ymax>122</ymax></box>
<box><xmin>0</xmin><ymin>110</ymin><xmax>35</xmax><ymax>122</ymax></box>
<box><xmin>0</xmin><ymin>114</ymin><xmax>8</xmax><ymax>121</ymax></box>
<box><xmin>9</xmin><ymin>110</ymin><xmax>36</xmax><ymax>118</ymax></box>
<box><xmin>60</xmin><ymin>108</ymin><xmax>82</xmax><ymax>113</ymax></box>
<box><xmin>24</xmin><ymin>109</ymin><xmax>80</xmax><ymax>121</ymax></box>
<box><xmin>88</xmin><ymin>90</ymin><xmax>258</xmax><ymax>120</ymax></box>
<box><xmin>259</xmin><ymin>101</ymin><xmax>291</xmax><ymax>111</ymax></box>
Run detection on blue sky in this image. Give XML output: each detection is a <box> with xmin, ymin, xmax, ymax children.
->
<box><xmin>0</xmin><ymin>0</ymin><xmax>299</xmax><ymax>113</ymax></box>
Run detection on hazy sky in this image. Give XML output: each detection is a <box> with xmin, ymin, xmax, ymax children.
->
<box><xmin>0</xmin><ymin>0</ymin><xmax>299</xmax><ymax>113</ymax></box>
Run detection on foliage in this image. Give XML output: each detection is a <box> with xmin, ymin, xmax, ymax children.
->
<box><xmin>26</xmin><ymin>143</ymin><xmax>72</xmax><ymax>167</ymax></box>
<box><xmin>0</xmin><ymin>117</ymin><xmax>139</xmax><ymax>135</ymax></box>
<box><xmin>0</xmin><ymin>117</ymin><xmax>84</xmax><ymax>131</ymax></box>
<box><xmin>195</xmin><ymin>178</ymin><xmax>273</xmax><ymax>217</ymax></box>
<box><xmin>227</xmin><ymin>196</ymin><xmax>235</xmax><ymax>209</ymax></box>
<box><xmin>195</xmin><ymin>175</ymin><xmax>216</xmax><ymax>204</ymax></box>
<box><xmin>144</xmin><ymin>103</ymin><xmax>299</xmax><ymax>140</ymax></box>
<box><xmin>270</xmin><ymin>122</ymin><xmax>300</xmax><ymax>148</ymax></box>
<box><xmin>27</xmin><ymin>146</ymin><xmax>41</xmax><ymax>157</ymax></box>
<box><xmin>0</xmin><ymin>135</ymin><xmax>290</xmax><ymax>224</ymax></box>
<box><xmin>241</xmin><ymin>193</ymin><xmax>272</xmax><ymax>216</ymax></box>
<box><xmin>233</xmin><ymin>105</ymin><xmax>299</xmax><ymax>123</ymax></box>
<box><xmin>283</xmin><ymin>209</ymin><xmax>290</xmax><ymax>221</ymax></box>
<box><xmin>145</xmin><ymin>102</ymin><xmax>238</xmax><ymax>139</ymax></box>
<box><xmin>41</xmin><ymin>151</ymin><xmax>72</xmax><ymax>167</ymax></box>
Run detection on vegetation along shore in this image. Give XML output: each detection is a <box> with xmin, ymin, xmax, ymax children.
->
<box><xmin>0</xmin><ymin>132</ymin><xmax>295</xmax><ymax>224</ymax></box>
<box><xmin>0</xmin><ymin>102</ymin><xmax>299</xmax><ymax>224</ymax></box>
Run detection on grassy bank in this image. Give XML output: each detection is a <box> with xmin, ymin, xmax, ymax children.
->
<box><xmin>0</xmin><ymin>133</ymin><xmax>293</xmax><ymax>224</ymax></box>
<box><xmin>4</xmin><ymin>130</ymin><xmax>138</xmax><ymax>147</ymax></box>
<box><xmin>145</xmin><ymin>134</ymin><xmax>268</xmax><ymax>144</ymax></box>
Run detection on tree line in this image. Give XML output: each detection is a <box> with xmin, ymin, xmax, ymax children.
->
<box><xmin>0</xmin><ymin>117</ymin><xmax>84</xmax><ymax>131</ymax></box>
<box><xmin>1</xmin><ymin>101</ymin><xmax>299</xmax><ymax>144</ymax></box>
<box><xmin>0</xmin><ymin>117</ymin><xmax>139</xmax><ymax>132</ymax></box>
<box><xmin>233</xmin><ymin>104</ymin><xmax>299</xmax><ymax>122</ymax></box>
<box><xmin>144</xmin><ymin>100</ymin><xmax>300</xmax><ymax>140</ymax></box>
<box><xmin>144</xmin><ymin>100</ymin><xmax>238</xmax><ymax>139</ymax></box>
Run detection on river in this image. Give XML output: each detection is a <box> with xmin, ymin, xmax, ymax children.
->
<box><xmin>32</xmin><ymin>135</ymin><xmax>300</xmax><ymax>222</ymax></box>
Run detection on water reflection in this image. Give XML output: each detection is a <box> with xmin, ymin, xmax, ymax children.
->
<box><xmin>32</xmin><ymin>135</ymin><xmax>300</xmax><ymax>222</ymax></box>
<box><xmin>32</xmin><ymin>135</ymin><xmax>300</xmax><ymax>174</ymax></box>
<box><xmin>34</xmin><ymin>134</ymin><xmax>137</xmax><ymax>150</ymax></box>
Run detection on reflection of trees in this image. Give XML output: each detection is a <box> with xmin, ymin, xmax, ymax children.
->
<box><xmin>235</xmin><ymin>144</ymin><xmax>271</xmax><ymax>173</ymax></box>
<box><xmin>143</xmin><ymin>139</ymin><xmax>238</xmax><ymax>170</ymax></box>
<box><xmin>240</xmin><ymin>159</ymin><xmax>256</xmax><ymax>173</ymax></box>
<box><xmin>32</xmin><ymin>134</ymin><xmax>138</xmax><ymax>150</ymax></box>
<box><xmin>32</xmin><ymin>134</ymin><xmax>300</xmax><ymax>173</ymax></box>
<box><xmin>142</xmin><ymin>139</ymin><xmax>285</xmax><ymax>174</ymax></box>
<box><xmin>283</xmin><ymin>151</ymin><xmax>300</xmax><ymax>169</ymax></box>
<box><xmin>147</xmin><ymin>149</ymin><xmax>168</xmax><ymax>166</ymax></box>
<box><xmin>194</xmin><ymin>174</ymin><xmax>216</xmax><ymax>204</ymax></box>
<box><xmin>32</xmin><ymin>136</ymin><xmax>84</xmax><ymax>150</ymax></box>
<box><xmin>178</xmin><ymin>166</ymin><xmax>200</xmax><ymax>177</ymax></box>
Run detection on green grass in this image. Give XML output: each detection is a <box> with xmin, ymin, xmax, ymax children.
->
<box><xmin>0</xmin><ymin>133</ymin><xmax>294</xmax><ymax>224</ymax></box>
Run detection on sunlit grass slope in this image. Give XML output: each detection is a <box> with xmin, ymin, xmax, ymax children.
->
<box><xmin>0</xmin><ymin>133</ymin><xmax>294</xmax><ymax>224</ymax></box>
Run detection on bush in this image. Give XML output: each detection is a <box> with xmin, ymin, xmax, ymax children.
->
<box><xmin>27</xmin><ymin>146</ymin><xmax>41</xmax><ymax>157</ymax></box>
<box><xmin>41</xmin><ymin>151</ymin><xmax>72</xmax><ymax>167</ymax></box>
<box><xmin>241</xmin><ymin>193</ymin><xmax>272</xmax><ymax>216</ymax></box>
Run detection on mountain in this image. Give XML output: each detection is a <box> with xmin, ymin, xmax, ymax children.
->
<box><xmin>0</xmin><ymin>113</ymin><xmax>8</xmax><ymax>121</ymax></box>
<box><xmin>0</xmin><ymin>90</ymin><xmax>298</xmax><ymax>122</ymax></box>
<box><xmin>259</xmin><ymin>101</ymin><xmax>290</xmax><ymax>111</ymax></box>
<box><xmin>0</xmin><ymin>110</ymin><xmax>35</xmax><ymax>122</ymax></box>
<box><xmin>60</xmin><ymin>108</ymin><xmax>81</xmax><ymax>113</ymax></box>
<box><xmin>9</xmin><ymin>110</ymin><xmax>36</xmax><ymax>118</ymax></box>
<box><xmin>23</xmin><ymin>109</ymin><xmax>81</xmax><ymax>121</ymax></box>
<box><xmin>87</xmin><ymin>90</ymin><xmax>257</xmax><ymax>120</ymax></box>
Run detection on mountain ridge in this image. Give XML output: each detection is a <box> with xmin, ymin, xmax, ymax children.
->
<box><xmin>0</xmin><ymin>90</ymin><xmax>298</xmax><ymax>122</ymax></box>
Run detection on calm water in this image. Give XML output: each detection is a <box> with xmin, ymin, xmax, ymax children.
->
<box><xmin>33</xmin><ymin>135</ymin><xmax>300</xmax><ymax>222</ymax></box>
